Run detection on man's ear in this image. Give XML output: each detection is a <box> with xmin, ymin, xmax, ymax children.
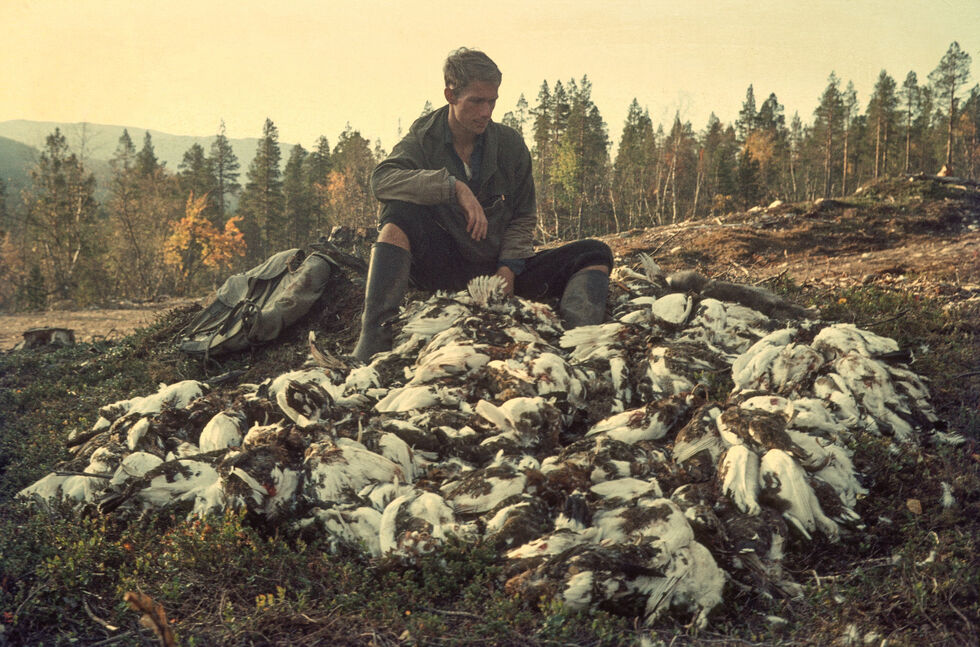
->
<box><xmin>444</xmin><ymin>87</ymin><xmax>457</xmax><ymax>104</ymax></box>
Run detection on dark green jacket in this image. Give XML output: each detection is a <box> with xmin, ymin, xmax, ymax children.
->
<box><xmin>370</xmin><ymin>105</ymin><xmax>536</xmax><ymax>265</ymax></box>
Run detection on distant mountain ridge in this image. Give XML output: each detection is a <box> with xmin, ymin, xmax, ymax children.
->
<box><xmin>0</xmin><ymin>119</ymin><xmax>292</xmax><ymax>175</ymax></box>
<box><xmin>0</xmin><ymin>135</ymin><xmax>37</xmax><ymax>200</ymax></box>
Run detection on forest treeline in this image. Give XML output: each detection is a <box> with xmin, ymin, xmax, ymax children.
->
<box><xmin>0</xmin><ymin>42</ymin><xmax>976</xmax><ymax>310</ymax></box>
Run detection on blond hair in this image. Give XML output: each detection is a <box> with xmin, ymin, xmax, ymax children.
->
<box><xmin>443</xmin><ymin>48</ymin><xmax>501</xmax><ymax>96</ymax></box>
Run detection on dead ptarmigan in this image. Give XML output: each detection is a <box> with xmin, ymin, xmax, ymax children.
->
<box><xmin>20</xmin><ymin>257</ymin><xmax>953</xmax><ymax>631</ymax></box>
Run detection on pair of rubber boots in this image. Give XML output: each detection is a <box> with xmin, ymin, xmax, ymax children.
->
<box><xmin>352</xmin><ymin>243</ymin><xmax>609</xmax><ymax>363</ymax></box>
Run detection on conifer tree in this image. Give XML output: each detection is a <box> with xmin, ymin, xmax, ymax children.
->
<box><xmin>502</xmin><ymin>93</ymin><xmax>530</xmax><ymax>137</ymax></box>
<box><xmin>283</xmin><ymin>143</ymin><xmax>313</xmax><ymax>248</ymax></box>
<box><xmin>900</xmin><ymin>72</ymin><xmax>921</xmax><ymax>173</ymax></box>
<box><xmin>736</xmin><ymin>85</ymin><xmax>757</xmax><ymax>143</ymax></box>
<box><xmin>305</xmin><ymin>136</ymin><xmax>332</xmax><ymax>234</ymax></box>
<box><xmin>106</xmin><ymin>130</ymin><xmax>144</xmax><ymax>295</ymax></box>
<box><xmin>136</xmin><ymin>131</ymin><xmax>161</xmax><ymax>177</ymax></box>
<box><xmin>737</xmin><ymin>147</ymin><xmax>762</xmax><ymax>208</ymax></box>
<box><xmin>929</xmin><ymin>41</ymin><xmax>972</xmax><ymax>169</ymax></box>
<box><xmin>960</xmin><ymin>86</ymin><xmax>980</xmax><ymax>178</ymax></box>
<box><xmin>841</xmin><ymin>81</ymin><xmax>859</xmax><ymax>194</ymax></box>
<box><xmin>814</xmin><ymin>73</ymin><xmax>843</xmax><ymax>197</ymax></box>
<box><xmin>531</xmin><ymin>81</ymin><xmax>556</xmax><ymax>236</ymax></box>
<box><xmin>660</xmin><ymin>114</ymin><xmax>697</xmax><ymax>222</ymax></box>
<box><xmin>106</xmin><ymin>129</ymin><xmax>180</xmax><ymax>299</ymax></box>
<box><xmin>703</xmin><ymin>116</ymin><xmax>738</xmax><ymax>212</ymax></box>
<box><xmin>22</xmin><ymin>129</ymin><xmax>99</xmax><ymax>302</ymax></box>
<box><xmin>613</xmin><ymin>99</ymin><xmax>657</xmax><ymax>228</ymax></box>
<box><xmin>552</xmin><ymin>77</ymin><xmax>610</xmax><ymax>236</ymax></box>
<box><xmin>913</xmin><ymin>84</ymin><xmax>939</xmax><ymax>172</ymax></box>
<box><xmin>177</xmin><ymin>143</ymin><xmax>217</xmax><ymax>219</ymax></box>
<box><xmin>316</xmin><ymin>126</ymin><xmax>376</xmax><ymax>229</ymax></box>
<box><xmin>237</xmin><ymin>118</ymin><xmax>284</xmax><ymax>264</ymax></box>
<box><xmin>208</xmin><ymin>121</ymin><xmax>241</xmax><ymax>223</ymax></box>
<box><xmin>867</xmin><ymin>70</ymin><xmax>898</xmax><ymax>178</ymax></box>
<box><xmin>753</xmin><ymin>92</ymin><xmax>788</xmax><ymax>199</ymax></box>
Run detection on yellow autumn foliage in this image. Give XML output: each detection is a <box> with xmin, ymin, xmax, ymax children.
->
<box><xmin>164</xmin><ymin>193</ymin><xmax>246</xmax><ymax>292</ymax></box>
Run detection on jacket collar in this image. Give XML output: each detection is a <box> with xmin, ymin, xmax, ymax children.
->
<box><xmin>421</xmin><ymin>105</ymin><xmax>498</xmax><ymax>191</ymax></box>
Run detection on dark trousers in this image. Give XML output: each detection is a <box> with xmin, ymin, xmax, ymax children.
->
<box><xmin>379</xmin><ymin>201</ymin><xmax>613</xmax><ymax>297</ymax></box>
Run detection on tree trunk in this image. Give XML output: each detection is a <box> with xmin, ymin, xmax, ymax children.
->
<box><xmin>874</xmin><ymin>117</ymin><xmax>881</xmax><ymax>179</ymax></box>
<box><xmin>945</xmin><ymin>92</ymin><xmax>955</xmax><ymax>167</ymax></box>
<box><xmin>669</xmin><ymin>153</ymin><xmax>678</xmax><ymax>224</ymax></box>
<box><xmin>904</xmin><ymin>105</ymin><xmax>913</xmax><ymax>174</ymax></box>
<box><xmin>823</xmin><ymin>130</ymin><xmax>833</xmax><ymax>198</ymax></box>
<box><xmin>692</xmin><ymin>148</ymin><xmax>704</xmax><ymax>219</ymax></box>
<box><xmin>789</xmin><ymin>152</ymin><xmax>798</xmax><ymax>199</ymax></box>
<box><xmin>654</xmin><ymin>155</ymin><xmax>667</xmax><ymax>226</ymax></box>
<box><xmin>882</xmin><ymin>121</ymin><xmax>890</xmax><ymax>175</ymax></box>
<box><xmin>608</xmin><ymin>187</ymin><xmax>620</xmax><ymax>233</ymax></box>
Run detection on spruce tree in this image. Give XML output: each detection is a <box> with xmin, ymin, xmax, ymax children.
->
<box><xmin>929</xmin><ymin>41</ymin><xmax>972</xmax><ymax>169</ymax></box>
<box><xmin>237</xmin><ymin>118</ymin><xmax>284</xmax><ymax>263</ymax></box>
<box><xmin>22</xmin><ymin>129</ymin><xmax>99</xmax><ymax>302</ymax></box>
<box><xmin>913</xmin><ymin>85</ymin><xmax>940</xmax><ymax>172</ymax></box>
<box><xmin>814</xmin><ymin>73</ymin><xmax>843</xmax><ymax>197</ymax></box>
<box><xmin>106</xmin><ymin>130</ymin><xmax>143</xmax><ymax>296</ymax></box>
<box><xmin>613</xmin><ymin>99</ymin><xmax>657</xmax><ymax>228</ymax></box>
<box><xmin>737</xmin><ymin>147</ymin><xmax>762</xmax><ymax>208</ymax></box>
<box><xmin>552</xmin><ymin>77</ymin><xmax>610</xmax><ymax>236</ymax></box>
<box><xmin>700</xmin><ymin>114</ymin><xmax>725</xmax><ymax>209</ymax></box>
<box><xmin>136</xmin><ymin>131</ymin><xmax>161</xmax><ymax>177</ymax></box>
<box><xmin>961</xmin><ymin>85</ymin><xmax>980</xmax><ymax>178</ymax></box>
<box><xmin>106</xmin><ymin>129</ymin><xmax>180</xmax><ymax>299</ymax></box>
<box><xmin>754</xmin><ymin>92</ymin><xmax>788</xmax><ymax>198</ymax></box>
<box><xmin>208</xmin><ymin>120</ymin><xmax>241</xmax><ymax>223</ymax></box>
<box><xmin>305</xmin><ymin>136</ymin><xmax>332</xmax><ymax>234</ymax></box>
<box><xmin>177</xmin><ymin>143</ymin><xmax>217</xmax><ymax>220</ymax></box>
<box><xmin>282</xmin><ymin>143</ymin><xmax>312</xmax><ymax>248</ymax></box>
<box><xmin>531</xmin><ymin>81</ymin><xmax>556</xmax><ymax>236</ymax></box>
<box><xmin>716</xmin><ymin>124</ymin><xmax>740</xmax><ymax>202</ymax></box>
<box><xmin>841</xmin><ymin>81</ymin><xmax>858</xmax><ymax>194</ymax></box>
<box><xmin>900</xmin><ymin>72</ymin><xmax>921</xmax><ymax>173</ymax></box>
<box><xmin>867</xmin><ymin>70</ymin><xmax>898</xmax><ymax>179</ymax></box>
<box><xmin>736</xmin><ymin>85</ymin><xmax>757</xmax><ymax>142</ymax></box>
<box><xmin>502</xmin><ymin>93</ymin><xmax>530</xmax><ymax>137</ymax></box>
<box><xmin>324</xmin><ymin>126</ymin><xmax>376</xmax><ymax>228</ymax></box>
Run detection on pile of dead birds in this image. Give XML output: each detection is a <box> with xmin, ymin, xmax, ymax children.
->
<box><xmin>19</xmin><ymin>256</ymin><xmax>953</xmax><ymax>629</ymax></box>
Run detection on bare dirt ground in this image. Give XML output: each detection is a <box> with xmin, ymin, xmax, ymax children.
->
<box><xmin>602</xmin><ymin>178</ymin><xmax>980</xmax><ymax>301</ymax></box>
<box><xmin>1</xmin><ymin>176</ymin><xmax>978</xmax><ymax>352</ymax></box>
<box><xmin>0</xmin><ymin>298</ymin><xmax>202</xmax><ymax>350</ymax></box>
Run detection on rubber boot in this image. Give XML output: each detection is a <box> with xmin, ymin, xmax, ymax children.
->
<box><xmin>559</xmin><ymin>269</ymin><xmax>609</xmax><ymax>328</ymax></box>
<box><xmin>352</xmin><ymin>243</ymin><xmax>411</xmax><ymax>362</ymax></box>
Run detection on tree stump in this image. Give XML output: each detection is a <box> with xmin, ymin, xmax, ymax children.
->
<box><xmin>19</xmin><ymin>327</ymin><xmax>76</xmax><ymax>350</ymax></box>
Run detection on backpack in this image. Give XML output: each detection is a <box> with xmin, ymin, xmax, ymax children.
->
<box><xmin>178</xmin><ymin>247</ymin><xmax>337</xmax><ymax>360</ymax></box>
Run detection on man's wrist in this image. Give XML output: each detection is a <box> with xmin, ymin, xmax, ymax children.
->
<box><xmin>497</xmin><ymin>258</ymin><xmax>526</xmax><ymax>276</ymax></box>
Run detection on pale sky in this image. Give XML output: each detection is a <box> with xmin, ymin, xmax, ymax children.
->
<box><xmin>2</xmin><ymin>0</ymin><xmax>978</xmax><ymax>155</ymax></box>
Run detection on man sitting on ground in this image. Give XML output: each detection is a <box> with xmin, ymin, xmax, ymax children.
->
<box><xmin>353</xmin><ymin>47</ymin><xmax>613</xmax><ymax>362</ymax></box>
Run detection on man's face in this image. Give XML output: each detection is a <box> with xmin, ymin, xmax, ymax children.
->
<box><xmin>447</xmin><ymin>80</ymin><xmax>499</xmax><ymax>137</ymax></box>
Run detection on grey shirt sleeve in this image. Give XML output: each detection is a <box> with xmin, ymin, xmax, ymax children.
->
<box><xmin>371</xmin><ymin>135</ymin><xmax>456</xmax><ymax>205</ymax></box>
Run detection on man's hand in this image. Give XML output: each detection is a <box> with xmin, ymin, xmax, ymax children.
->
<box><xmin>495</xmin><ymin>265</ymin><xmax>515</xmax><ymax>296</ymax></box>
<box><xmin>455</xmin><ymin>180</ymin><xmax>488</xmax><ymax>241</ymax></box>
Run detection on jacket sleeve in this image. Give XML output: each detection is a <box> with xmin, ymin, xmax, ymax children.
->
<box><xmin>498</xmin><ymin>140</ymin><xmax>537</xmax><ymax>260</ymax></box>
<box><xmin>371</xmin><ymin>134</ymin><xmax>455</xmax><ymax>205</ymax></box>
